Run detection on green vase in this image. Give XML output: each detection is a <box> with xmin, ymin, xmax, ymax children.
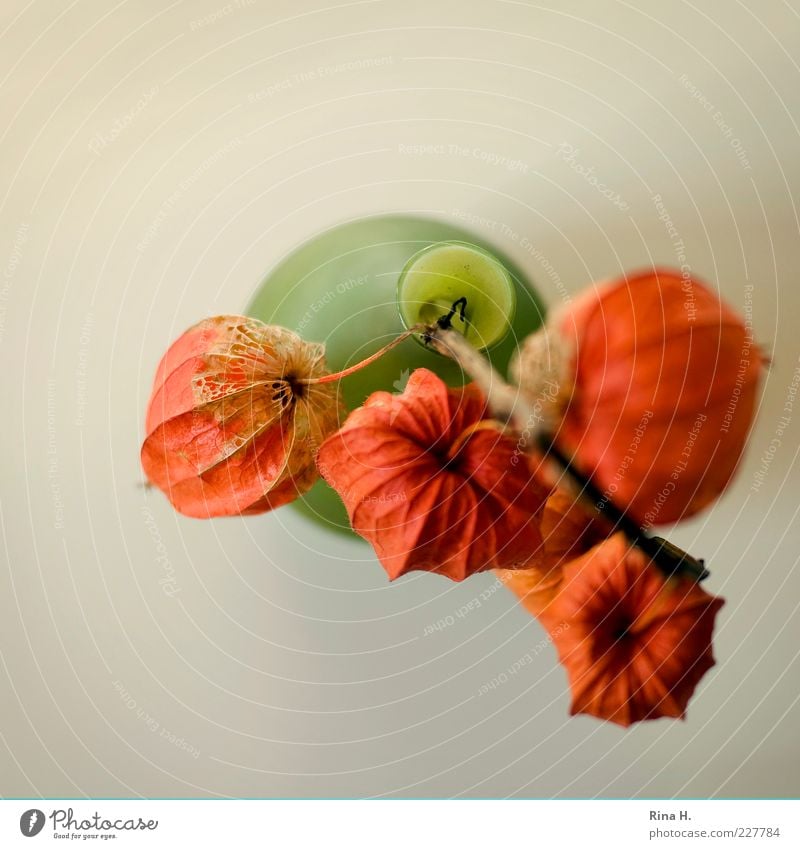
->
<box><xmin>247</xmin><ymin>214</ymin><xmax>545</xmax><ymax>534</ymax></box>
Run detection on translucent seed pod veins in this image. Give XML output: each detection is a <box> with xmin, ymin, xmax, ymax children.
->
<box><xmin>141</xmin><ymin>315</ymin><xmax>342</xmax><ymax>517</ymax></box>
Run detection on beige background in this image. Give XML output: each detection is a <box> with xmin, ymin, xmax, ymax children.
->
<box><xmin>1</xmin><ymin>0</ymin><xmax>799</xmax><ymax>798</ymax></box>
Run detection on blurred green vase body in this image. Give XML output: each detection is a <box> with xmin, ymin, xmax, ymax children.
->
<box><xmin>247</xmin><ymin>214</ymin><xmax>545</xmax><ymax>533</ymax></box>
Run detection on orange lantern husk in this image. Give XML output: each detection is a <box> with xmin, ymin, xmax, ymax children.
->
<box><xmin>318</xmin><ymin>368</ymin><xmax>550</xmax><ymax>581</ymax></box>
<box><xmin>512</xmin><ymin>268</ymin><xmax>764</xmax><ymax>526</ymax></box>
<box><xmin>544</xmin><ymin>533</ymin><xmax>724</xmax><ymax>727</ymax></box>
<box><xmin>141</xmin><ymin>315</ymin><xmax>341</xmax><ymax>517</ymax></box>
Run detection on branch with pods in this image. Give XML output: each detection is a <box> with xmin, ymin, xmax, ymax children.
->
<box><xmin>141</xmin><ymin>269</ymin><xmax>763</xmax><ymax>726</ymax></box>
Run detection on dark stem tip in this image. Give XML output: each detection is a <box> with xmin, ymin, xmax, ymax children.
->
<box><xmin>536</xmin><ymin>434</ymin><xmax>709</xmax><ymax>582</ymax></box>
<box><xmin>435</xmin><ymin>297</ymin><xmax>468</xmax><ymax>331</ymax></box>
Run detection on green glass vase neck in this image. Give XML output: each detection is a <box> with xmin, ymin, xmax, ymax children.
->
<box><xmin>397</xmin><ymin>239</ymin><xmax>517</xmax><ymax>351</ymax></box>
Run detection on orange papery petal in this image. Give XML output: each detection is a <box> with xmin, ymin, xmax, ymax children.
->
<box><xmin>319</xmin><ymin>368</ymin><xmax>549</xmax><ymax>581</ymax></box>
<box><xmin>539</xmin><ymin>487</ymin><xmax>612</xmax><ymax>568</ymax></box>
<box><xmin>498</xmin><ymin>487</ymin><xmax>611</xmax><ymax>623</ymax></box>
<box><xmin>546</xmin><ymin>533</ymin><xmax>724</xmax><ymax>727</ymax></box>
<box><xmin>142</xmin><ymin>316</ymin><xmax>342</xmax><ymax>517</ymax></box>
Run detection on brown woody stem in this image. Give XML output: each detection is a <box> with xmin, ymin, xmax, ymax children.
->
<box><xmin>298</xmin><ymin>325</ymin><xmax>425</xmax><ymax>386</ymax></box>
<box><xmin>539</xmin><ymin>435</ymin><xmax>709</xmax><ymax>582</ymax></box>
<box><xmin>425</xmin><ymin>310</ymin><xmax>709</xmax><ymax>583</ymax></box>
<box><xmin>423</xmin><ymin>324</ymin><xmax>544</xmax><ymax>446</ymax></box>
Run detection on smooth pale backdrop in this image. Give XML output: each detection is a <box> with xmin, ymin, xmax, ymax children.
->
<box><xmin>1</xmin><ymin>0</ymin><xmax>798</xmax><ymax>798</ymax></box>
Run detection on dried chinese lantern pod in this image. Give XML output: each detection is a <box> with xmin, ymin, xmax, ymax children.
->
<box><xmin>318</xmin><ymin>368</ymin><xmax>550</xmax><ymax>581</ymax></box>
<box><xmin>497</xmin><ymin>487</ymin><xmax>612</xmax><ymax>621</ymax></box>
<box><xmin>141</xmin><ymin>315</ymin><xmax>342</xmax><ymax>518</ymax></box>
<box><xmin>546</xmin><ymin>533</ymin><xmax>724</xmax><ymax>727</ymax></box>
<box><xmin>511</xmin><ymin>268</ymin><xmax>764</xmax><ymax>525</ymax></box>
